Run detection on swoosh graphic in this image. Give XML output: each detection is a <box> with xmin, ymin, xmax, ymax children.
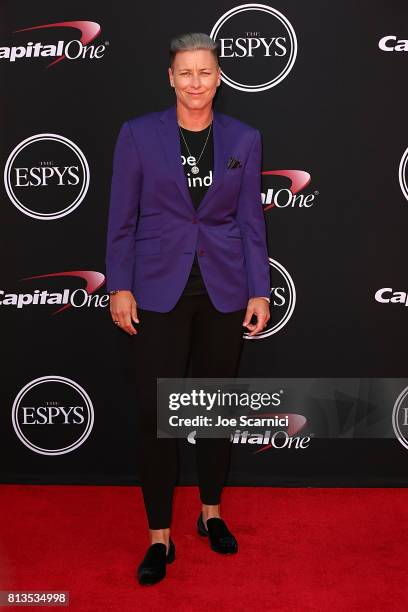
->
<box><xmin>13</xmin><ymin>20</ymin><xmax>101</xmax><ymax>68</ymax></box>
<box><xmin>21</xmin><ymin>270</ymin><xmax>105</xmax><ymax>314</ymax></box>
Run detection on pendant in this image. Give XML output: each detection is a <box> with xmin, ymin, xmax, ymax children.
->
<box><xmin>191</xmin><ymin>165</ymin><xmax>199</xmax><ymax>175</ymax></box>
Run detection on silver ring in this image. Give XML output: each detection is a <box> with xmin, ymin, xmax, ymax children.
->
<box><xmin>114</xmin><ymin>320</ymin><xmax>120</xmax><ymax>325</ymax></box>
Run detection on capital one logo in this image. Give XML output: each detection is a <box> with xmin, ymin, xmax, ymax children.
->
<box><xmin>244</xmin><ymin>258</ymin><xmax>296</xmax><ymax>340</ymax></box>
<box><xmin>262</xmin><ymin>170</ymin><xmax>318</xmax><ymax>209</ymax></box>
<box><xmin>4</xmin><ymin>134</ymin><xmax>90</xmax><ymax>220</ymax></box>
<box><xmin>12</xmin><ymin>376</ymin><xmax>94</xmax><ymax>455</ymax></box>
<box><xmin>399</xmin><ymin>147</ymin><xmax>408</xmax><ymax>202</ymax></box>
<box><xmin>210</xmin><ymin>3</ymin><xmax>297</xmax><ymax>92</ymax></box>
<box><xmin>392</xmin><ymin>386</ymin><xmax>408</xmax><ymax>450</ymax></box>
<box><xmin>187</xmin><ymin>413</ymin><xmax>309</xmax><ymax>452</ymax></box>
<box><xmin>375</xmin><ymin>287</ymin><xmax>408</xmax><ymax>307</ymax></box>
<box><xmin>378</xmin><ymin>35</ymin><xmax>408</xmax><ymax>52</ymax></box>
<box><xmin>1</xmin><ymin>270</ymin><xmax>107</xmax><ymax>314</ymax></box>
<box><xmin>0</xmin><ymin>20</ymin><xmax>106</xmax><ymax>68</ymax></box>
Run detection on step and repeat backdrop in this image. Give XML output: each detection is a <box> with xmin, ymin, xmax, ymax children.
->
<box><xmin>1</xmin><ymin>1</ymin><xmax>408</xmax><ymax>486</ymax></box>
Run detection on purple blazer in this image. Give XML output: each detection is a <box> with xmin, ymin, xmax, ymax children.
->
<box><xmin>105</xmin><ymin>103</ymin><xmax>270</xmax><ymax>313</ymax></box>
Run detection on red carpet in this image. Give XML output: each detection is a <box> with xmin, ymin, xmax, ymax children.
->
<box><xmin>1</xmin><ymin>485</ymin><xmax>407</xmax><ymax>611</ymax></box>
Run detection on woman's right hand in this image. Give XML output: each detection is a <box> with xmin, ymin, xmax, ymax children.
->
<box><xmin>109</xmin><ymin>290</ymin><xmax>139</xmax><ymax>335</ymax></box>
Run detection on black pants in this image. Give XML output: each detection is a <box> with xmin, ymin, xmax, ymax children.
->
<box><xmin>133</xmin><ymin>292</ymin><xmax>246</xmax><ymax>529</ymax></box>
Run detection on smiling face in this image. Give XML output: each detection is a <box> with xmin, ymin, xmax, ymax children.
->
<box><xmin>168</xmin><ymin>49</ymin><xmax>221</xmax><ymax>112</ymax></box>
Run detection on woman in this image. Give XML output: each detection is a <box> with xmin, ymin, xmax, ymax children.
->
<box><xmin>105</xmin><ymin>32</ymin><xmax>270</xmax><ymax>586</ymax></box>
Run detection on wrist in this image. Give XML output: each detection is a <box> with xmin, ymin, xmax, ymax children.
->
<box><xmin>249</xmin><ymin>296</ymin><xmax>270</xmax><ymax>303</ymax></box>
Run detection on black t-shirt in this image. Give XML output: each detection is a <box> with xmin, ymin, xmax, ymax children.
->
<box><xmin>179</xmin><ymin>124</ymin><xmax>214</xmax><ymax>295</ymax></box>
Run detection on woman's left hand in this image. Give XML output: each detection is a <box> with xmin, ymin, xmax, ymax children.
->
<box><xmin>242</xmin><ymin>298</ymin><xmax>270</xmax><ymax>336</ymax></box>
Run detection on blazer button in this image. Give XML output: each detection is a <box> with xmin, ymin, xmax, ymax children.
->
<box><xmin>198</xmin><ymin>249</ymin><xmax>205</xmax><ymax>256</ymax></box>
<box><xmin>191</xmin><ymin>218</ymin><xmax>197</xmax><ymax>224</ymax></box>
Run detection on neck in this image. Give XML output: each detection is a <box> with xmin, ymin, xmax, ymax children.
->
<box><xmin>176</xmin><ymin>101</ymin><xmax>213</xmax><ymax>131</ymax></box>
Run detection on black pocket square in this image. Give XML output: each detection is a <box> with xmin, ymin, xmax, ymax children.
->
<box><xmin>227</xmin><ymin>157</ymin><xmax>242</xmax><ymax>169</ymax></box>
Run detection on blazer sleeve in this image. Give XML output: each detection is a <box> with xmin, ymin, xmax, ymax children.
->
<box><xmin>105</xmin><ymin>121</ymin><xmax>142</xmax><ymax>293</ymax></box>
<box><xmin>236</xmin><ymin>129</ymin><xmax>270</xmax><ymax>300</ymax></box>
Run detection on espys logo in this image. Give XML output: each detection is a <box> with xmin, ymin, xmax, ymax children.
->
<box><xmin>0</xmin><ymin>20</ymin><xmax>106</xmax><ymax>67</ymax></box>
<box><xmin>0</xmin><ymin>271</ymin><xmax>107</xmax><ymax>314</ymax></box>
<box><xmin>12</xmin><ymin>376</ymin><xmax>94</xmax><ymax>455</ymax></box>
<box><xmin>4</xmin><ymin>134</ymin><xmax>90</xmax><ymax>220</ymax></box>
<box><xmin>399</xmin><ymin>147</ymin><xmax>408</xmax><ymax>202</ymax></box>
<box><xmin>392</xmin><ymin>386</ymin><xmax>408</xmax><ymax>450</ymax></box>
<box><xmin>210</xmin><ymin>3</ymin><xmax>297</xmax><ymax>92</ymax></box>
<box><xmin>244</xmin><ymin>258</ymin><xmax>295</xmax><ymax>340</ymax></box>
<box><xmin>261</xmin><ymin>169</ymin><xmax>318</xmax><ymax>210</ymax></box>
<box><xmin>187</xmin><ymin>413</ymin><xmax>310</xmax><ymax>451</ymax></box>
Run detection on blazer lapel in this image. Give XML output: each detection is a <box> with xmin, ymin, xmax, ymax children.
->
<box><xmin>157</xmin><ymin>103</ymin><xmax>229</xmax><ymax>214</ymax></box>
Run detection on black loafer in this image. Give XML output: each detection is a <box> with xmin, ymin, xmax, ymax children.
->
<box><xmin>137</xmin><ymin>538</ymin><xmax>175</xmax><ymax>585</ymax></box>
<box><xmin>197</xmin><ymin>513</ymin><xmax>238</xmax><ymax>554</ymax></box>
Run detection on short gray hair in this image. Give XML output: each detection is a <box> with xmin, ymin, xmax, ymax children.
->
<box><xmin>169</xmin><ymin>32</ymin><xmax>219</xmax><ymax>69</ymax></box>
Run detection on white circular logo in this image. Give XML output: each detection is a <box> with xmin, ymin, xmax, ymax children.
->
<box><xmin>392</xmin><ymin>385</ymin><xmax>408</xmax><ymax>450</ymax></box>
<box><xmin>12</xmin><ymin>375</ymin><xmax>94</xmax><ymax>455</ymax></box>
<box><xmin>244</xmin><ymin>257</ymin><xmax>296</xmax><ymax>340</ymax></box>
<box><xmin>399</xmin><ymin>146</ymin><xmax>408</xmax><ymax>202</ymax></box>
<box><xmin>4</xmin><ymin>133</ymin><xmax>90</xmax><ymax>220</ymax></box>
<box><xmin>210</xmin><ymin>3</ymin><xmax>297</xmax><ymax>92</ymax></box>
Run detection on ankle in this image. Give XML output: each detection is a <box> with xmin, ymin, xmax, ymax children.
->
<box><xmin>201</xmin><ymin>504</ymin><xmax>221</xmax><ymax>525</ymax></box>
<box><xmin>149</xmin><ymin>528</ymin><xmax>170</xmax><ymax>552</ymax></box>
<box><xmin>150</xmin><ymin>538</ymin><xmax>170</xmax><ymax>554</ymax></box>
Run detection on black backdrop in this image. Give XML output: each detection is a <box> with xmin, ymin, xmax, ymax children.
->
<box><xmin>1</xmin><ymin>1</ymin><xmax>408</xmax><ymax>486</ymax></box>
